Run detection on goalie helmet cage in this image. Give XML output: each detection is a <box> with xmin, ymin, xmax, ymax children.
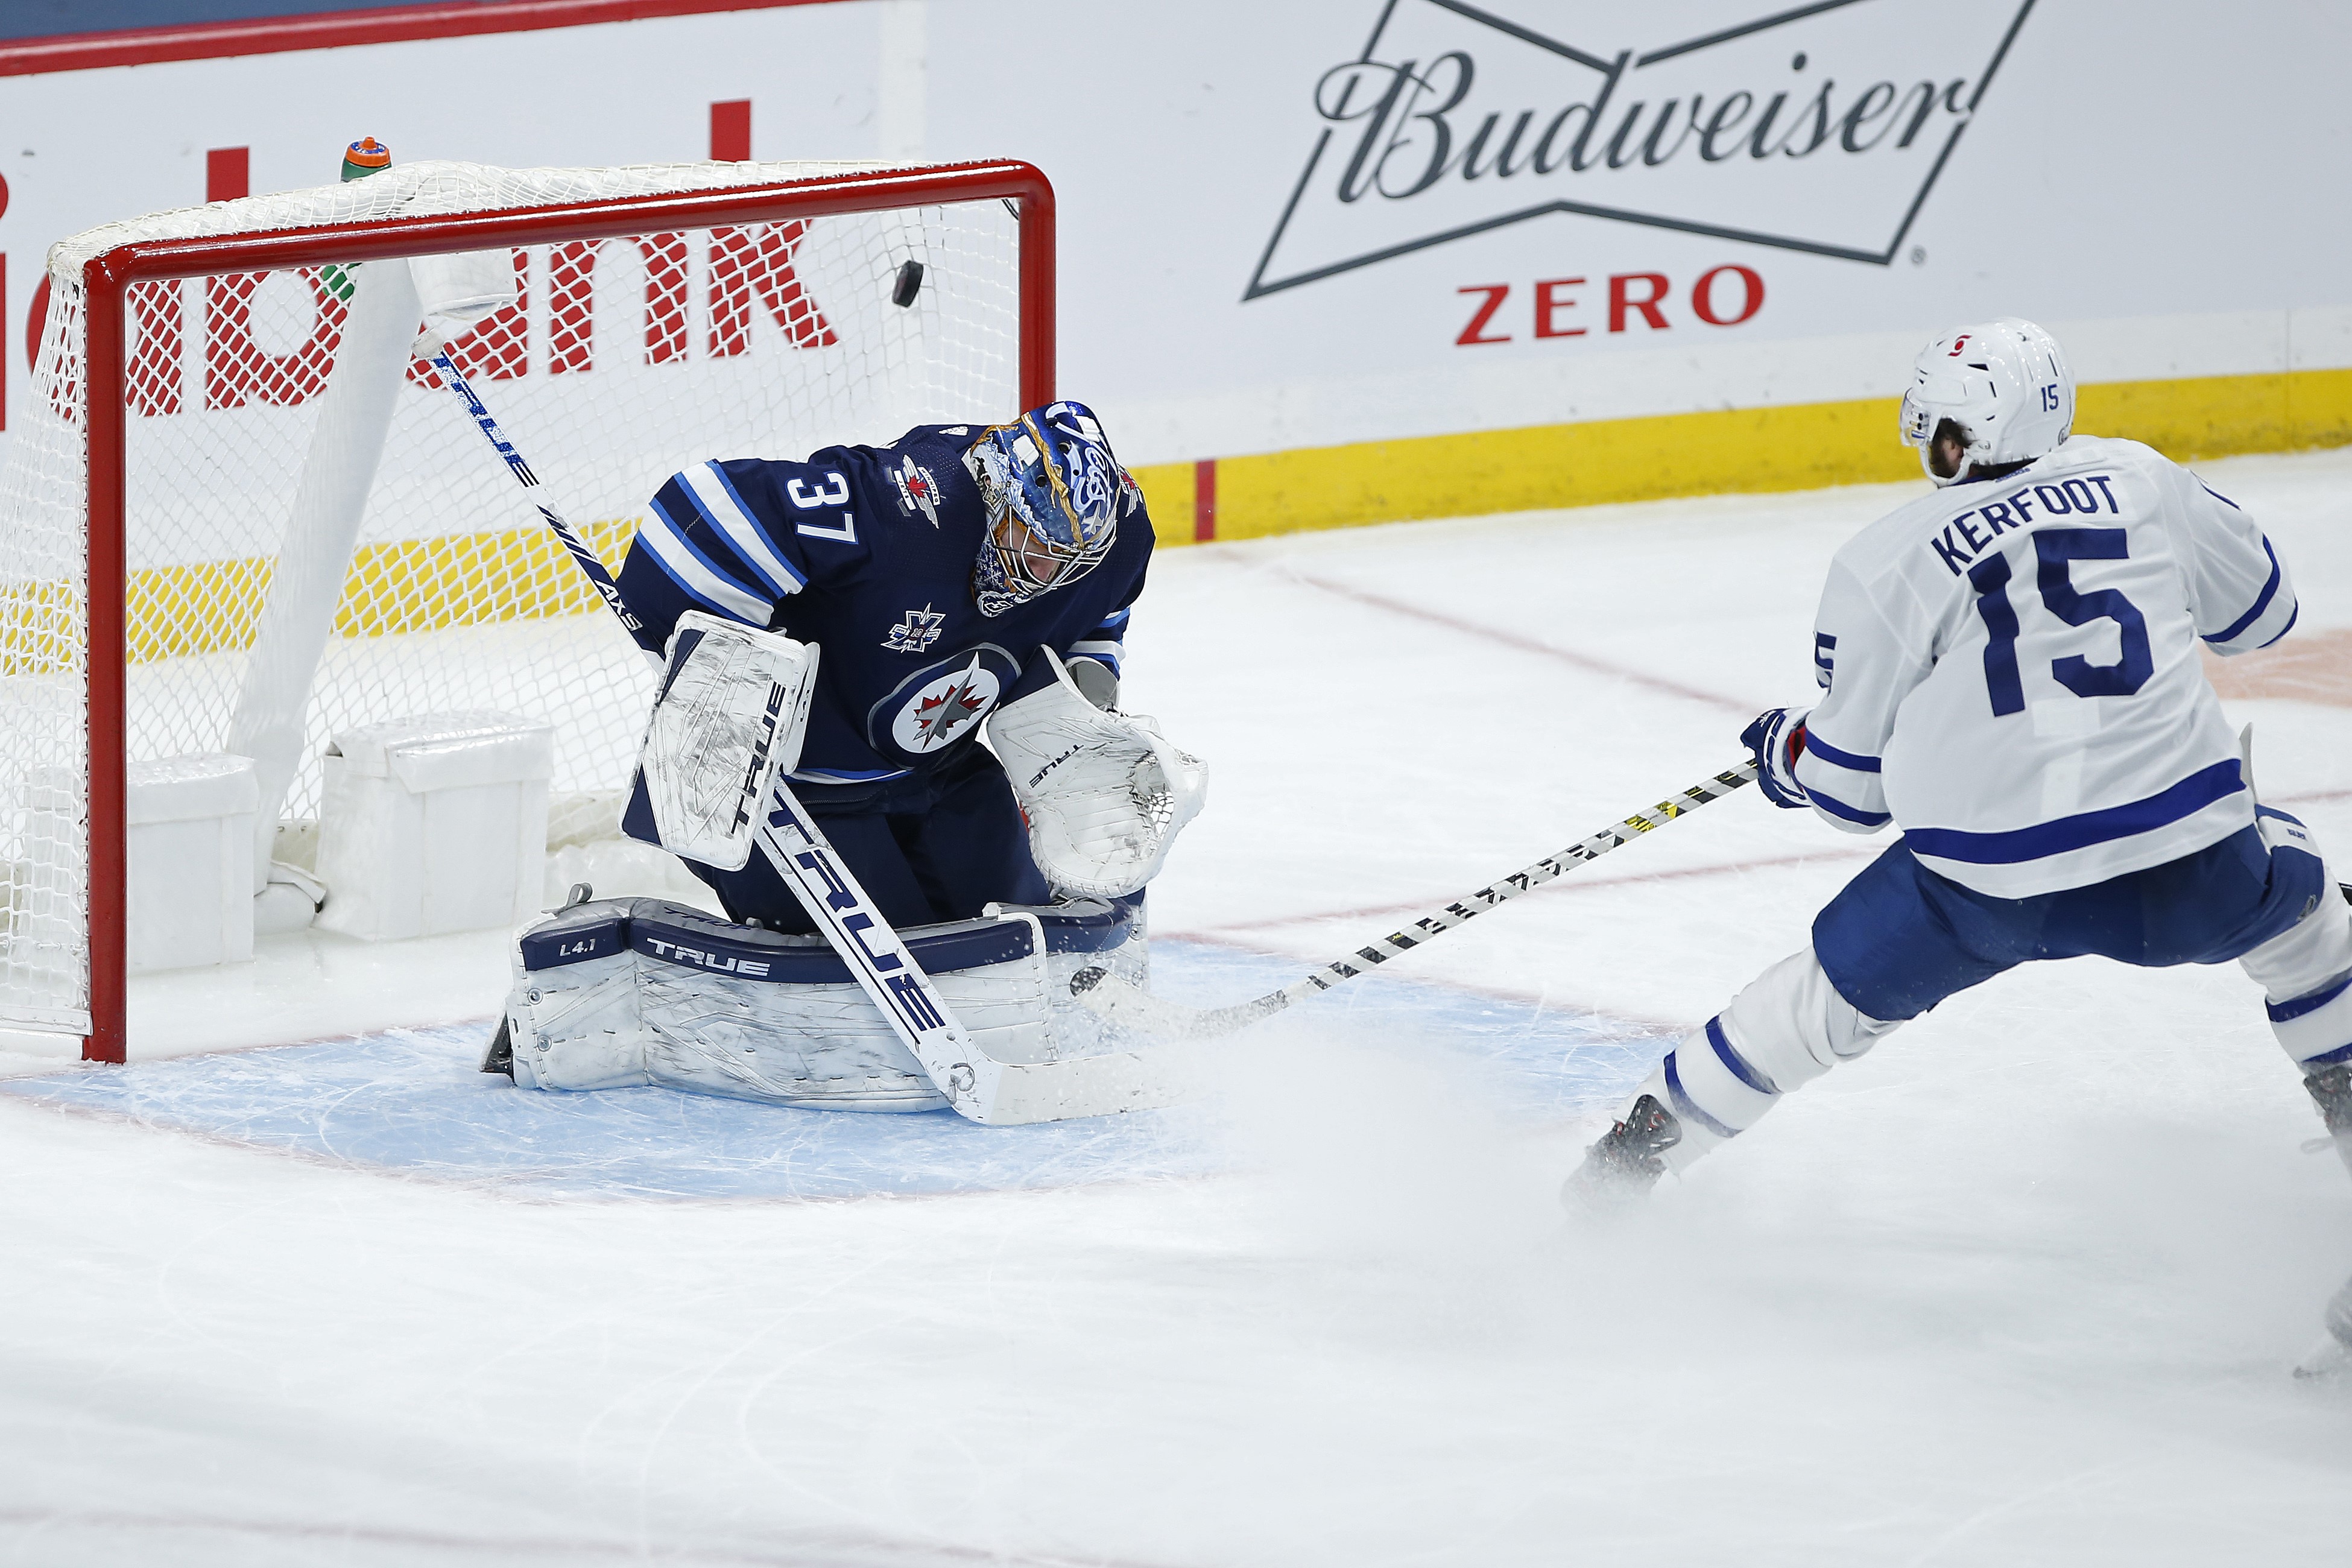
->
<box><xmin>0</xmin><ymin>157</ymin><xmax>1055</xmax><ymax>1063</ymax></box>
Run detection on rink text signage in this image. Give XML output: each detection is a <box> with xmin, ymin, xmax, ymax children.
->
<box><xmin>1453</xmin><ymin>263</ymin><xmax>1764</xmax><ymax>344</ymax></box>
<box><xmin>1247</xmin><ymin>0</ymin><xmax>2040</xmax><ymax>299</ymax></box>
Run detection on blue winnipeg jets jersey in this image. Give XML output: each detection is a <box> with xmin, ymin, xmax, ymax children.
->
<box><xmin>616</xmin><ymin>423</ymin><xmax>1151</xmax><ymax>785</ymax></box>
<box><xmin>1795</xmin><ymin>435</ymin><xmax>2297</xmax><ymax>898</ymax></box>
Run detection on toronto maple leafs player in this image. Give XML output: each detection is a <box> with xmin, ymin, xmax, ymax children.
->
<box><xmin>612</xmin><ymin>400</ymin><xmax>1177</xmax><ymax>931</ymax></box>
<box><xmin>1564</xmin><ymin>320</ymin><xmax>2352</xmax><ymax>1368</ymax></box>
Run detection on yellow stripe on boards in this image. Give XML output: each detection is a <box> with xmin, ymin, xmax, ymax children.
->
<box><xmin>0</xmin><ymin>578</ymin><xmax>81</xmax><ymax>678</ymax></box>
<box><xmin>14</xmin><ymin>362</ymin><xmax>2352</xmax><ymax>680</ymax></box>
<box><xmin>127</xmin><ymin>555</ymin><xmax>274</xmax><ymax>665</ymax></box>
<box><xmin>0</xmin><ymin>515</ymin><xmax>643</xmax><ymax>677</ymax></box>
<box><xmin>1129</xmin><ymin>463</ymin><xmax>1195</xmax><ymax>549</ymax></box>
<box><xmin>1137</xmin><ymin>365</ymin><xmax>2352</xmax><ymax>547</ymax></box>
<box><xmin>326</xmin><ymin>513</ymin><xmax>641</xmax><ymax>642</ymax></box>
<box><xmin>2074</xmin><ymin>367</ymin><xmax>2352</xmax><ymax>461</ymax></box>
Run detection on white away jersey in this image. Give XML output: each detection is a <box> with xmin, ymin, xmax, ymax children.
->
<box><xmin>1794</xmin><ymin>435</ymin><xmax>2298</xmax><ymax>897</ymax></box>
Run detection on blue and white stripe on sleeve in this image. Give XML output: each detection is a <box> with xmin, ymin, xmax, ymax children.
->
<box><xmin>1794</xmin><ymin>725</ymin><xmax>1892</xmax><ymax>833</ymax></box>
<box><xmin>1067</xmin><ymin>605</ymin><xmax>1130</xmax><ymax>679</ymax></box>
<box><xmin>633</xmin><ymin>494</ymin><xmax>773</xmax><ymax>626</ymax></box>
<box><xmin>677</xmin><ymin>461</ymin><xmax>808</xmax><ymax>599</ymax></box>
<box><xmin>2201</xmin><ymin>536</ymin><xmax>2298</xmax><ymax>656</ymax></box>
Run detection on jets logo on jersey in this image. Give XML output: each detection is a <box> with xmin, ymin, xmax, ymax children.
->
<box><xmin>890</xmin><ymin>455</ymin><xmax>943</xmax><ymax>527</ymax></box>
<box><xmin>866</xmin><ymin>644</ymin><xmax>1022</xmax><ymax>763</ymax></box>
<box><xmin>884</xmin><ymin>603</ymin><xmax>945</xmax><ymax>654</ymax></box>
<box><xmin>888</xmin><ymin>655</ymin><xmax>1002</xmax><ymax>754</ymax></box>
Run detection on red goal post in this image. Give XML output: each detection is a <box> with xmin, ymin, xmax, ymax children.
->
<box><xmin>5</xmin><ymin>159</ymin><xmax>1055</xmax><ymax>1063</ymax></box>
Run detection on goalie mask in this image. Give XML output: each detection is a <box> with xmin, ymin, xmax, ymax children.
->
<box><xmin>965</xmin><ymin>401</ymin><xmax>1131</xmax><ymax>618</ymax></box>
<box><xmin>1899</xmin><ymin>318</ymin><xmax>2075</xmax><ymax>487</ymax></box>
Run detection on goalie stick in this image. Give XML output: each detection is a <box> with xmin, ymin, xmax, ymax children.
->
<box><xmin>420</xmin><ymin>338</ymin><xmax>1172</xmax><ymax>1125</ymax></box>
<box><xmin>1070</xmin><ymin>762</ymin><xmax>1760</xmax><ymax>1038</ymax></box>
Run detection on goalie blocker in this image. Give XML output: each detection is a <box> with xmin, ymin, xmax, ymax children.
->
<box><xmin>486</xmin><ymin>891</ymin><xmax>1151</xmax><ymax>1109</ymax></box>
<box><xmin>620</xmin><ymin>610</ymin><xmax>818</xmax><ymax>873</ymax></box>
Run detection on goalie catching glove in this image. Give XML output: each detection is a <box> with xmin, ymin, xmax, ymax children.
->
<box><xmin>985</xmin><ymin>647</ymin><xmax>1206</xmax><ymax>899</ymax></box>
<box><xmin>623</xmin><ymin>610</ymin><xmax>820</xmax><ymax>870</ymax></box>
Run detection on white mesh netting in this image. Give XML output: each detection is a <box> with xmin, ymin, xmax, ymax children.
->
<box><xmin>0</xmin><ymin>160</ymin><xmax>1026</xmax><ymax>1034</ymax></box>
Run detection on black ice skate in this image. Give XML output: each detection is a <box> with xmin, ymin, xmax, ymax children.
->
<box><xmin>2294</xmin><ymin>1063</ymin><xmax>2352</xmax><ymax>1378</ymax></box>
<box><xmin>1561</xmin><ymin>1094</ymin><xmax>1682</xmax><ymax>1214</ymax></box>
<box><xmin>480</xmin><ymin>1016</ymin><xmax>514</xmax><ymax>1078</ymax></box>
<box><xmin>2308</xmin><ymin>1061</ymin><xmax>2352</xmax><ymax>1145</ymax></box>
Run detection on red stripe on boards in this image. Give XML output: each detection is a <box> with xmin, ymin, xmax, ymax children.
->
<box><xmin>1193</xmin><ymin>458</ymin><xmax>1216</xmax><ymax>543</ymax></box>
<box><xmin>206</xmin><ymin>147</ymin><xmax>248</xmax><ymax>202</ymax></box>
<box><xmin>710</xmin><ymin>99</ymin><xmax>751</xmax><ymax>161</ymax></box>
<box><xmin>0</xmin><ymin>1</ymin><xmax>846</xmax><ymax>78</ymax></box>
<box><xmin>24</xmin><ymin>276</ymin><xmax>44</xmax><ymax>378</ymax></box>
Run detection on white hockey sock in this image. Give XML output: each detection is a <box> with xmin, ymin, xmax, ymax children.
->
<box><xmin>2233</xmin><ymin>813</ymin><xmax>2352</xmax><ymax>1067</ymax></box>
<box><xmin>1618</xmin><ymin>946</ymin><xmax>1900</xmax><ymax>1172</ymax></box>
<box><xmin>2276</xmin><ymin>974</ymin><xmax>2352</xmax><ymax>1073</ymax></box>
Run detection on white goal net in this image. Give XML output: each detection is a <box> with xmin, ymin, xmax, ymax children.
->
<box><xmin>0</xmin><ymin>158</ymin><xmax>1040</xmax><ymax>1049</ymax></box>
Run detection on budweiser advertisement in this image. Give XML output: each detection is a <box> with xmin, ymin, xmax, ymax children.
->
<box><xmin>0</xmin><ymin>0</ymin><xmax>2342</xmax><ymax>466</ymax></box>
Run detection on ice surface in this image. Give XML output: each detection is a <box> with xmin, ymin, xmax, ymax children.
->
<box><xmin>5</xmin><ymin>450</ymin><xmax>2352</xmax><ymax>1565</ymax></box>
<box><xmin>0</xmin><ymin>942</ymin><xmax>1656</xmax><ymax>1201</ymax></box>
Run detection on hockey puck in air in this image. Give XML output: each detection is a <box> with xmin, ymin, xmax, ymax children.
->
<box><xmin>892</xmin><ymin>260</ymin><xmax>925</xmax><ymax>308</ymax></box>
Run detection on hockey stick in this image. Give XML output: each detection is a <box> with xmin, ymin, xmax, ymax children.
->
<box><xmin>422</xmin><ymin>339</ymin><xmax>1171</xmax><ymax>1124</ymax></box>
<box><xmin>1070</xmin><ymin>762</ymin><xmax>1759</xmax><ymax>1038</ymax></box>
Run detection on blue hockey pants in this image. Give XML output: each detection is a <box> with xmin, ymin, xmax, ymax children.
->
<box><xmin>1616</xmin><ymin>811</ymin><xmax>2352</xmax><ymax>1169</ymax></box>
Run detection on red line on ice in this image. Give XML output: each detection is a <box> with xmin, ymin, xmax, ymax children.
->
<box><xmin>1279</xmin><ymin>567</ymin><xmax>1759</xmax><ymax>716</ymax></box>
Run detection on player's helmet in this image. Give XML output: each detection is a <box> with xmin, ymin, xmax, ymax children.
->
<box><xmin>1899</xmin><ymin>318</ymin><xmax>2074</xmax><ymax>487</ymax></box>
<box><xmin>964</xmin><ymin>400</ymin><xmax>1131</xmax><ymax>618</ymax></box>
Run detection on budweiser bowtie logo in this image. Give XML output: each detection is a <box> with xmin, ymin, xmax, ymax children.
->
<box><xmin>1247</xmin><ymin>0</ymin><xmax>2038</xmax><ymax>300</ymax></box>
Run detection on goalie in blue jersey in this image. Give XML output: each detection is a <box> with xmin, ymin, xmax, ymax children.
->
<box><xmin>1565</xmin><ymin>320</ymin><xmax>2352</xmax><ymax>1373</ymax></box>
<box><xmin>482</xmin><ymin>402</ymin><xmax>1203</xmax><ymax>1116</ymax></box>
<box><xmin>612</xmin><ymin>399</ymin><xmax>1202</xmax><ymax>934</ymax></box>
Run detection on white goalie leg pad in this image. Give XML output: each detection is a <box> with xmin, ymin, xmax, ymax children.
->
<box><xmin>624</xmin><ymin>611</ymin><xmax>818</xmax><ymax>871</ymax></box>
<box><xmin>502</xmin><ymin>897</ymin><xmax>1107</xmax><ymax>1109</ymax></box>
<box><xmin>984</xmin><ymin>646</ymin><xmax>1206</xmax><ymax>899</ymax></box>
<box><xmin>504</xmin><ymin>936</ymin><xmax>652</xmax><ymax>1093</ymax></box>
<box><xmin>1617</xmin><ymin>945</ymin><xmax>1903</xmax><ymax>1172</ymax></box>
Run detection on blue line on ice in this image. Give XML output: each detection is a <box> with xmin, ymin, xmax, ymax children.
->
<box><xmin>0</xmin><ymin>940</ymin><xmax>1669</xmax><ymax>1201</ymax></box>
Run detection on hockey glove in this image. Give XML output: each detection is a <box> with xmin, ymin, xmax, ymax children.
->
<box><xmin>626</xmin><ymin>612</ymin><xmax>820</xmax><ymax>870</ymax></box>
<box><xmin>1741</xmin><ymin>706</ymin><xmax>1812</xmax><ymax>810</ymax></box>
<box><xmin>986</xmin><ymin>647</ymin><xmax>1206</xmax><ymax>899</ymax></box>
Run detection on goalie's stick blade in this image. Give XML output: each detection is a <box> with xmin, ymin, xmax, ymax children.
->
<box><xmin>987</xmin><ymin>1045</ymin><xmax>1189</xmax><ymax>1123</ymax></box>
<box><xmin>1067</xmin><ymin>966</ymin><xmax>1281</xmax><ymax>1041</ymax></box>
<box><xmin>1071</xmin><ymin>763</ymin><xmax>1758</xmax><ymax>1040</ymax></box>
